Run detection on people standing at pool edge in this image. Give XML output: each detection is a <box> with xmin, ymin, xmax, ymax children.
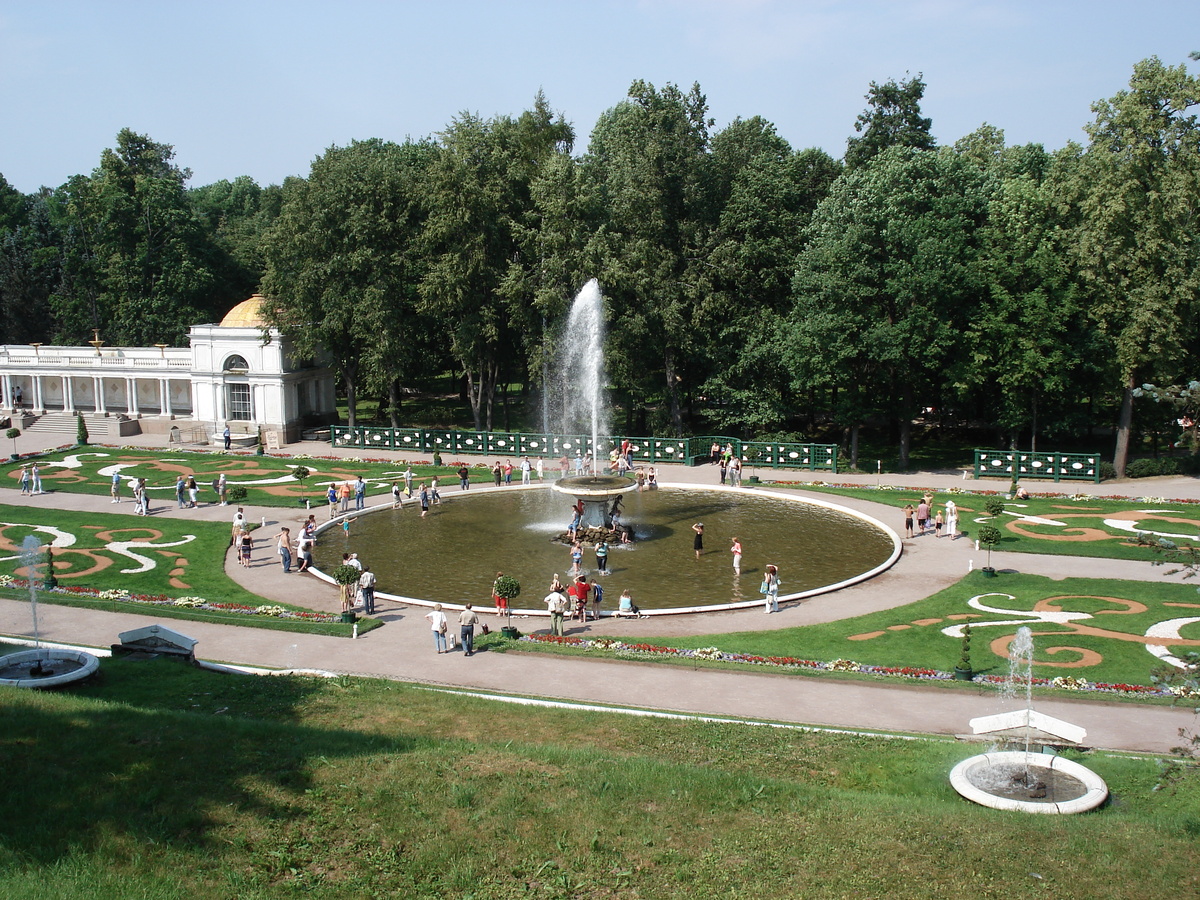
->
<box><xmin>426</xmin><ymin>604</ymin><xmax>449</xmax><ymax>653</ymax></box>
<box><xmin>763</xmin><ymin>564</ymin><xmax>780</xmax><ymax>614</ymax></box>
<box><xmin>459</xmin><ymin>604</ymin><xmax>479</xmax><ymax>656</ymax></box>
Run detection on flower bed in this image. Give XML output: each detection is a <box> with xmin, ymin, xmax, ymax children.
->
<box><xmin>519</xmin><ymin>634</ymin><xmax>1198</xmax><ymax>698</ymax></box>
<box><xmin>0</xmin><ymin>576</ymin><xmax>340</xmax><ymax>623</ymax></box>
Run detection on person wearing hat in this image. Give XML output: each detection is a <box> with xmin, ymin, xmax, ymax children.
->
<box><xmin>692</xmin><ymin>522</ymin><xmax>704</xmax><ymax>560</ymax></box>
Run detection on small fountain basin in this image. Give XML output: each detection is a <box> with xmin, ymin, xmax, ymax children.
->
<box><xmin>0</xmin><ymin>648</ymin><xmax>101</xmax><ymax>688</ymax></box>
<box><xmin>950</xmin><ymin>750</ymin><xmax>1108</xmax><ymax>814</ymax></box>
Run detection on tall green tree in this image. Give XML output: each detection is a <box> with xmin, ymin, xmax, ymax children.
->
<box><xmin>420</xmin><ymin>94</ymin><xmax>573</xmax><ymax>430</ymax></box>
<box><xmin>261</xmin><ymin>139</ymin><xmax>437</xmax><ymax>427</ymax></box>
<box><xmin>844</xmin><ymin>73</ymin><xmax>935</xmax><ymax>169</ymax></box>
<box><xmin>52</xmin><ymin>129</ymin><xmax>226</xmax><ymax>345</ymax></box>
<box><xmin>1070</xmin><ymin>57</ymin><xmax>1200</xmax><ymax>475</ymax></box>
<box><xmin>582</xmin><ymin>81</ymin><xmax>715</xmax><ymax>435</ymax></box>
<box><xmin>789</xmin><ymin>146</ymin><xmax>987</xmax><ymax>468</ymax></box>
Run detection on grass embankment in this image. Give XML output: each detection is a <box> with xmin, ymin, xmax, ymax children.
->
<box><xmin>0</xmin><ymin>505</ymin><xmax>371</xmax><ymax>636</ymax></box>
<box><xmin>0</xmin><ymin>657</ymin><xmax>1197</xmax><ymax>899</ymax></box>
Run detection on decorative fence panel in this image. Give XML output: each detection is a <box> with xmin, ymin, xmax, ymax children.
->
<box><xmin>973</xmin><ymin>449</ymin><xmax>1101</xmax><ymax>483</ymax></box>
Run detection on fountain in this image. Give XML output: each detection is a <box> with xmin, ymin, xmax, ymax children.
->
<box><xmin>312</xmin><ymin>280</ymin><xmax>901</xmax><ymax>613</ymax></box>
<box><xmin>949</xmin><ymin>626</ymin><xmax>1108</xmax><ymax>814</ymax></box>
<box><xmin>0</xmin><ymin>536</ymin><xmax>100</xmax><ymax>688</ymax></box>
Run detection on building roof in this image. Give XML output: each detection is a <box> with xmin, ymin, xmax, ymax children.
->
<box><xmin>219</xmin><ymin>294</ymin><xmax>268</xmax><ymax>328</ymax></box>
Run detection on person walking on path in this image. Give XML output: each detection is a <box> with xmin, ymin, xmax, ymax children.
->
<box><xmin>763</xmin><ymin>564</ymin><xmax>781</xmax><ymax>614</ymax></box>
<box><xmin>915</xmin><ymin>499</ymin><xmax>930</xmax><ymax>535</ymax></box>
<box><xmin>274</xmin><ymin>527</ymin><xmax>293</xmax><ymax>573</ymax></box>
<box><xmin>19</xmin><ymin>466</ymin><xmax>30</xmax><ymax>496</ymax></box>
<box><xmin>391</xmin><ymin>481</ymin><xmax>402</xmax><ymax>508</ymax></box>
<box><xmin>730</xmin><ymin>537</ymin><xmax>742</xmax><ymax>574</ymax></box>
<box><xmin>458</xmin><ymin>604</ymin><xmax>479</xmax><ymax>656</ymax></box>
<box><xmin>237</xmin><ymin>528</ymin><xmax>253</xmax><ymax>567</ymax></box>
<box><xmin>903</xmin><ymin>504</ymin><xmax>915</xmax><ymax>538</ymax></box>
<box><xmin>354</xmin><ymin>476</ymin><xmax>366</xmax><ymax>511</ymax></box>
<box><xmin>426</xmin><ymin>604</ymin><xmax>449</xmax><ymax>653</ymax></box>
<box><xmin>187</xmin><ymin>475</ymin><xmax>199</xmax><ymax>508</ymax></box>
<box><xmin>358</xmin><ymin>565</ymin><xmax>377</xmax><ymax>614</ymax></box>
<box><xmin>692</xmin><ymin>522</ymin><xmax>704</xmax><ymax>560</ymax></box>
<box><xmin>944</xmin><ymin>500</ymin><xmax>959</xmax><ymax>540</ymax></box>
<box><xmin>458</xmin><ymin>464</ymin><xmax>470</xmax><ymax>491</ymax></box>
<box><xmin>110</xmin><ymin>470</ymin><xmax>121</xmax><ymax>503</ymax></box>
<box><xmin>218</xmin><ymin>473</ymin><xmax>228</xmax><ymax>506</ymax></box>
<box><xmin>30</xmin><ymin>463</ymin><xmax>42</xmax><ymax>495</ymax></box>
<box><xmin>545</xmin><ymin>586</ymin><xmax>567</xmax><ymax>635</ymax></box>
<box><xmin>430</xmin><ymin>476</ymin><xmax>441</xmax><ymax>506</ymax></box>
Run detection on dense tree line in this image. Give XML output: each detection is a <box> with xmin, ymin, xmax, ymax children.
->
<box><xmin>2</xmin><ymin>57</ymin><xmax>1198</xmax><ymax>474</ymax></box>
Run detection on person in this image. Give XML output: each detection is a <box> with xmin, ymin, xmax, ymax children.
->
<box><xmin>710</xmin><ymin>441</ymin><xmax>720</xmax><ymax>465</ymax></box>
<box><xmin>418</xmin><ymin>482</ymin><xmax>430</xmax><ymax>518</ymax></box>
<box><xmin>403</xmin><ymin>465</ymin><xmax>414</xmax><ymax>497</ymax></box>
<box><xmin>944</xmin><ymin>500</ymin><xmax>959</xmax><ymax>540</ymax></box>
<box><xmin>730</xmin><ymin>537</ymin><xmax>742</xmax><ymax>574</ymax></box>
<box><xmin>217</xmin><ymin>473</ymin><xmax>228</xmax><ymax>506</ymax></box>
<box><xmin>223</xmin><ymin>425</ymin><xmax>231</xmax><ymax>451</ymax></box>
<box><xmin>18</xmin><ymin>465</ymin><xmax>30</xmax><ymax>496</ymax></box>
<box><xmin>719</xmin><ymin>458</ymin><xmax>728</xmax><ymax>485</ymax></box>
<box><xmin>595</xmin><ymin>540</ymin><xmax>609</xmax><ymax>575</ymax></box>
<box><xmin>430</xmin><ymin>476</ymin><xmax>441</xmax><ymax>506</ymax></box>
<box><xmin>135</xmin><ymin>478</ymin><xmax>149</xmax><ymax>515</ymax></box>
<box><xmin>426</xmin><ymin>604</ymin><xmax>449</xmax><ymax>653</ymax></box>
<box><xmin>903</xmin><ymin>504</ymin><xmax>915</xmax><ymax>539</ymax></box>
<box><xmin>492</xmin><ymin>462</ymin><xmax>502</xmax><ymax>486</ymax></box>
<box><xmin>341</xmin><ymin>515</ymin><xmax>357</xmax><ymax>536</ymax></box>
<box><xmin>175</xmin><ymin>475</ymin><xmax>187</xmax><ymax>509</ymax></box>
<box><xmin>187</xmin><ymin>475</ymin><xmax>199</xmax><ymax>508</ymax></box>
<box><xmin>354</xmin><ymin>476</ymin><xmax>366</xmax><ymax>511</ymax></box>
<box><xmin>647</xmin><ymin>466</ymin><xmax>658</xmax><ymax>490</ymax></box>
<box><xmin>573</xmin><ymin>453</ymin><xmax>583</xmax><ymax>476</ymax></box>
<box><xmin>296</xmin><ymin>537</ymin><xmax>312</xmax><ymax>573</ymax></box>
<box><xmin>521</xmin><ymin>457</ymin><xmax>531</xmax><ymax>484</ymax></box>
<box><xmin>763</xmin><ymin>564</ymin><xmax>781</xmax><ymax>614</ymax></box>
<box><xmin>327</xmin><ymin>483</ymin><xmax>338</xmax><ymax>518</ymax></box>
<box><xmin>692</xmin><ymin>522</ymin><xmax>704</xmax><ymax>560</ymax></box>
<box><xmin>559</xmin><ymin>454</ymin><xmax>569</xmax><ymax>478</ymax></box>
<box><xmin>915</xmin><ymin>499</ymin><xmax>930</xmax><ymax>535</ymax></box>
<box><xmin>391</xmin><ymin>481</ymin><xmax>402</xmax><ymax>508</ymax></box>
<box><xmin>617</xmin><ymin>589</ymin><xmax>639</xmax><ymax>617</ymax></box>
<box><xmin>636</xmin><ymin>468</ymin><xmax>646</xmax><ymax>492</ymax></box>
<box><xmin>544</xmin><ymin>587</ymin><xmax>567</xmax><ymax>635</ymax></box>
<box><xmin>12</xmin><ymin>383</ymin><xmax>22</xmax><ymax>408</ymax></box>
<box><xmin>1015</xmin><ymin>484</ymin><xmax>1030</xmax><ymax>500</ymax></box>
<box><xmin>338</xmin><ymin>481</ymin><xmax>352</xmax><ymax>513</ymax></box>
<box><xmin>211</xmin><ymin>474</ymin><xmax>221</xmax><ymax>502</ymax></box>
<box><xmin>590</xmin><ymin>578</ymin><xmax>604</xmax><ymax>620</ymax></box>
<box><xmin>231</xmin><ymin>507</ymin><xmax>246</xmax><ymax>545</ymax></box>
<box><xmin>569</xmin><ymin>576</ymin><xmax>590</xmax><ymax>621</ymax></box>
<box><xmin>934</xmin><ymin>510</ymin><xmax>944</xmax><ymax>538</ymax></box>
<box><xmin>492</xmin><ymin>572</ymin><xmax>509</xmax><ymax>617</ymax></box>
<box><xmin>302</xmin><ymin>514</ymin><xmax>317</xmax><ymax>543</ymax></box>
<box><xmin>567</xmin><ymin>508</ymin><xmax>581</xmax><ymax>542</ymax></box>
<box><xmin>358</xmin><ymin>565</ymin><xmax>377</xmax><ymax>614</ymax></box>
<box><xmin>535</xmin><ymin>457</ymin><xmax>544</xmax><ymax>481</ymax></box>
<box><xmin>569</xmin><ymin>541</ymin><xmax>583</xmax><ymax>576</ymax></box>
<box><xmin>237</xmin><ymin>528</ymin><xmax>253</xmax><ymax>567</ymax></box>
<box><xmin>110</xmin><ymin>470</ymin><xmax>121</xmax><ymax>503</ymax></box>
<box><xmin>730</xmin><ymin>456</ymin><xmax>742</xmax><ymax>487</ymax></box>
<box><xmin>274</xmin><ymin>527</ymin><xmax>293</xmax><ymax>573</ymax></box>
<box><xmin>458</xmin><ymin>604</ymin><xmax>480</xmax><ymax>656</ymax></box>
<box><xmin>549</xmin><ymin>573</ymin><xmax>565</xmax><ymax>594</ymax></box>
<box><xmin>458</xmin><ymin>464</ymin><xmax>470</xmax><ymax>491</ymax></box>
<box><xmin>503</xmin><ymin>460</ymin><xmax>513</xmax><ymax>484</ymax></box>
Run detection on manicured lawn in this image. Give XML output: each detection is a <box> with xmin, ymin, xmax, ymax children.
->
<box><xmin>0</xmin><ymin>656</ymin><xmax>1196</xmax><ymax>899</ymax></box>
<box><xmin>5</xmin><ymin>447</ymin><xmax>499</xmax><ymax>509</ymax></box>
<box><xmin>0</xmin><ymin>504</ymin><xmax>364</xmax><ymax>635</ymax></box>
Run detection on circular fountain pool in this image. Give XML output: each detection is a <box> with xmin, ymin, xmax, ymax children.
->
<box><xmin>950</xmin><ymin>751</ymin><xmax>1108</xmax><ymax>814</ymax></box>
<box><xmin>0</xmin><ymin>648</ymin><xmax>101</xmax><ymax>688</ymax></box>
<box><xmin>312</xmin><ymin>484</ymin><xmax>899</xmax><ymax>613</ymax></box>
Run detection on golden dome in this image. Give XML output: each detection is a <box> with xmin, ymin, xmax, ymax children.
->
<box><xmin>219</xmin><ymin>294</ymin><xmax>268</xmax><ymax>328</ymax></box>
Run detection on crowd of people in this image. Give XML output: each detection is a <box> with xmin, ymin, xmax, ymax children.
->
<box><xmin>902</xmin><ymin>493</ymin><xmax>960</xmax><ymax>540</ymax></box>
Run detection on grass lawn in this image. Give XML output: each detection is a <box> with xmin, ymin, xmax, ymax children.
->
<box><xmin>6</xmin><ymin>447</ymin><xmax>500</xmax><ymax>509</ymax></box>
<box><xmin>0</xmin><ymin>656</ymin><xmax>1197</xmax><ymax>899</ymax></box>
<box><xmin>0</xmin><ymin>504</ymin><xmax>367</xmax><ymax>636</ymax></box>
<box><xmin>777</xmin><ymin>482</ymin><xmax>1200</xmax><ymax>564</ymax></box>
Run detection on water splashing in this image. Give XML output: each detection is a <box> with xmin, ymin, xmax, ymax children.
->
<box><xmin>556</xmin><ymin>279</ymin><xmax>607</xmax><ymax>475</ymax></box>
<box><xmin>20</xmin><ymin>535</ymin><xmax>42</xmax><ymax>649</ymax></box>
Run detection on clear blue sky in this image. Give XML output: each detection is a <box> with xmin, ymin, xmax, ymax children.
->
<box><xmin>1</xmin><ymin>0</ymin><xmax>1195</xmax><ymax>192</ymax></box>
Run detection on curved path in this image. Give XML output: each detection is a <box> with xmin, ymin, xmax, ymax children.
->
<box><xmin>2</xmin><ymin>436</ymin><xmax>1198</xmax><ymax>753</ymax></box>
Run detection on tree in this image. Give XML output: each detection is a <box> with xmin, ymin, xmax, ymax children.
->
<box><xmin>789</xmin><ymin>147</ymin><xmax>987</xmax><ymax>468</ymax></box>
<box><xmin>52</xmin><ymin>129</ymin><xmax>228</xmax><ymax>345</ymax></box>
<box><xmin>844</xmin><ymin>73</ymin><xmax>935</xmax><ymax>169</ymax></box>
<box><xmin>261</xmin><ymin>139</ymin><xmax>437</xmax><ymax>427</ymax></box>
<box><xmin>582</xmin><ymin>81</ymin><xmax>715</xmax><ymax>435</ymax></box>
<box><xmin>1071</xmin><ymin>57</ymin><xmax>1200</xmax><ymax>476</ymax></box>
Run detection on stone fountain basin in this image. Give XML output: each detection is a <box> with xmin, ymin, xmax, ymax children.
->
<box><xmin>950</xmin><ymin>750</ymin><xmax>1108</xmax><ymax>814</ymax></box>
<box><xmin>0</xmin><ymin>648</ymin><xmax>101</xmax><ymax>688</ymax></box>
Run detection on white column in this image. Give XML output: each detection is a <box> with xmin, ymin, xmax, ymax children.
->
<box><xmin>163</xmin><ymin>379</ymin><xmax>173</xmax><ymax>417</ymax></box>
<box><xmin>1</xmin><ymin>374</ymin><xmax>10</xmax><ymax>409</ymax></box>
<box><xmin>33</xmin><ymin>376</ymin><xmax>44</xmax><ymax>413</ymax></box>
<box><xmin>96</xmin><ymin>376</ymin><xmax>107</xmax><ymax>414</ymax></box>
<box><xmin>64</xmin><ymin>375</ymin><xmax>74</xmax><ymax>413</ymax></box>
<box><xmin>125</xmin><ymin>378</ymin><xmax>135</xmax><ymax>414</ymax></box>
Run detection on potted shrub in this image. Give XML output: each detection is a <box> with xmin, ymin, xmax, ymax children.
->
<box><xmin>6</xmin><ymin>427</ymin><xmax>19</xmax><ymax>460</ymax></box>
<box><xmin>76</xmin><ymin>413</ymin><xmax>89</xmax><ymax>446</ymax></box>
<box><xmin>332</xmin><ymin>564</ymin><xmax>361</xmax><ymax>622</ymax></box>
<box><xmin>977</xmin><ymin>524</ymin><xmax>1001</xmax><ymax>576</ymax></box>
<box><xmin>954</xmin><ymin>623</ymin><xmax>973</xmax><ymax>680</ymax></box>
<box><xmin>493</xmin><ymin>574</ymin><xmax>522</xmax><ymax>636</ymax></box>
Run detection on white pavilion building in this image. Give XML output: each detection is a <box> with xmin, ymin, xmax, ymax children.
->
<box><xmin>0</xmin><ymin>295</ymin><xmax>336</xmax><ymax>444</ymax></box>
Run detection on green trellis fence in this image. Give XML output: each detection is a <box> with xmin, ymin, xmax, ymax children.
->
<box><xmin>973</xmin><ymin>449</ymin><xmax>1101</xmax><ymax>483</ymax></box>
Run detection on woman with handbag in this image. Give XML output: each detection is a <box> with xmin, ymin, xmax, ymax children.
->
<box><xmin>762</xmin><ymin>564</ymin><xmax>780</xmax><ymax>614</ymax></box>
<box><xmin>426</xmin><ymin>604</ymin><xmax>449</xmax><ymax>653</ymax></box>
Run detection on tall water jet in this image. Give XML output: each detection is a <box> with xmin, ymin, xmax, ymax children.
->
<box><xmin>557</xmin><ymin>279</ymin><xmax>607</xmax><ymax>474</ymax></box>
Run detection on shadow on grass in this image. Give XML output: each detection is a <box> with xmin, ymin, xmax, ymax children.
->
<box><xmin>0</xmin><ymin>658</ymin><xmax>418</xmax><ymax>865</ymax></box>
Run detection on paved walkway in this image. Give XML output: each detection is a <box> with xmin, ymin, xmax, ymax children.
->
<box><xmin>3</xmin><ymin>433</ymin><xmax>1198</xmax><ymax>754</ymax></box>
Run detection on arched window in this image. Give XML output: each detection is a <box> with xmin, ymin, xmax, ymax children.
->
<box><xmin>223</xmin><ymin>355</ymin><xmax>249</xmax><ymax>372</ymax></box>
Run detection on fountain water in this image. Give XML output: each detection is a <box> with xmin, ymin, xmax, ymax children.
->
<box><xmin>949</xmin><ymin>626</ymin><xmax>1108</xmax><ymax>814</ymax></box>
<box><xmin>0</xmin><ymin>536</ymin><xmax>100</xmax><ymax>688</ymax></box>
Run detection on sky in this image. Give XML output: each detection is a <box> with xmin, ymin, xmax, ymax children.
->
<box><xmin>1</xmin><ymin>0</ymin><xmax>1196</xmax><ymax>193</ymax></box>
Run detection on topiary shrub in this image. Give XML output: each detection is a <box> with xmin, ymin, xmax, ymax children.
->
<box><xmin>492</xmin><ymin>574</ymin><xmax>521</xmax><ymax>602</ymax></box>
<box><xmin>977</xmin><ymin>524</ymin><xmax>1002</xmax><ymax>572</ymax></box>
<box><xmin>76</xmin><ymin>413</ymin><xmax>89</xmax><ymax>445</ymax></box>
<box><xmin>227</xmin><ymin>485</ymin><xmax>249</xmax><ymax>502</ymax></box>
<box><xmin>984</xmin><ymin>497</ymin><xmax>1006</xmax><ymax>517</ymax></box>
